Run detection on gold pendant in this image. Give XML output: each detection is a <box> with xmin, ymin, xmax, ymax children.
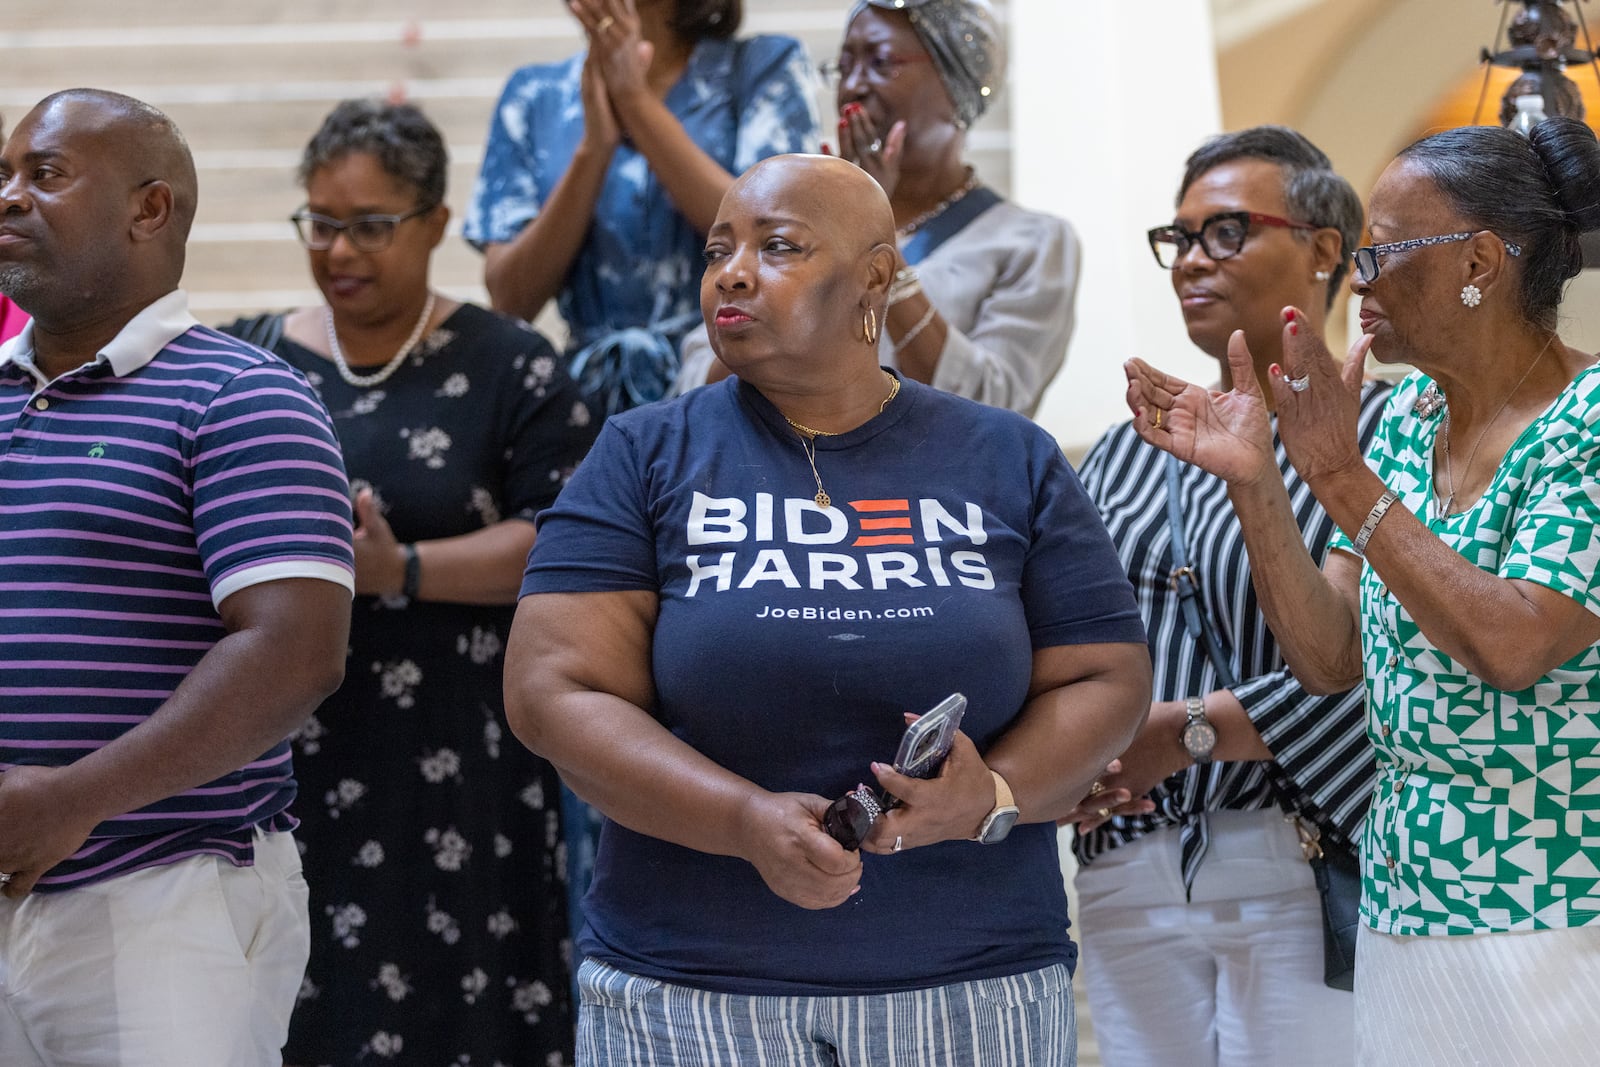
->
<box><xmin>815</xmin><ymin>490</ymin><xmax>831</xmax><ymax>509</ymax></box>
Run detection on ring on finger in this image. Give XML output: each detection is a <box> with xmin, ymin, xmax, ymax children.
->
<box><xmin>1286</xmin><ymin>373</ymin><xmax>1311</xmax><ymax>393</ymax></box>
<box><xmin>596</xmin><ymin>14</ymin><xmax>616</xmax><ymax>32</ymax></box>
<box><xmin>1096</xmin><ymin>808</ymin><xmax>1112</xmax><ymax>819</ymax></box>
<box><xmin>1153</xmin><ymin>407</ymin><xmax>1163</xmax><ymax>429</ymax></box>
<box><xmin>0</xmin><ymin>871</ymin><xmax>13</xmax><ymax>885</ymax></box>
<box><xmin>1089</xmin><ymin>780</ymin><xmax>1106</xmax><ymax>796</ymax></box>
<box><xmin>892</xmin><ymin>835</ymin><xmax>904</xmax><ymax>853</ymax></box>
<box><xmin>868</xmin><ymin>138</ymin><xmax>883</xmax><ymax>154</ymax></box>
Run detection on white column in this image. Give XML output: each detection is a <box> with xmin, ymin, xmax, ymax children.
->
<box><xmin>1010</xmin><ymin>0</ymin><xmax>1223</xmax><ymax>458</ymax></box>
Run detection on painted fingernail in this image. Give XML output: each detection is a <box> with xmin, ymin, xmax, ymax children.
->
<box><xmin>1289</xmin><ymin>322</ymin><xmax>1299</xmax><ymax>336</ymax></box>
<box><xmin>1269</xmin><ymin>363</ymin><xmax>1281</xmax><ymax>377</ymax></box>
<box><xmin>821</xmin><ymin>143</ymin><xmax>833</xmax><ymax>156</ymax></box>
<box><xmin>1282</xmin><ymin>308</ymin><xmax>1296</xmax><ymax>323</ymax></box>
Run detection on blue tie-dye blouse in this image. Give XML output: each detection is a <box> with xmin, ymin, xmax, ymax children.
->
<box><xmin>465</xmin><ymin>35</ymin><xmax>820</xmax><ymax>413</ymax></box>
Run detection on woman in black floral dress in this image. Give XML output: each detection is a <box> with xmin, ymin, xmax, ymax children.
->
<box><xmin>224</xmin><ymin>99</ymin><xmax>595</xmax><ymax>1067</ymax></box>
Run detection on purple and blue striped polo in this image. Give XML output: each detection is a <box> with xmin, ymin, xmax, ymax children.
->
<box><xmin>0</xmin><ymin>290</ymin><xmax>354</xmax><ymax>890</ymax></box>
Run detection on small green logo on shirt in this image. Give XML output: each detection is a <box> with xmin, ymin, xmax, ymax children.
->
<box><xmin>87</xmin><ymin>442</ymin><xmax>107</xmax><ymax>458</ymax></box>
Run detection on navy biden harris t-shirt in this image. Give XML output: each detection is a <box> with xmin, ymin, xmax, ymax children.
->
<box><xmin>522</xmin><ymin>373</ymin><xmax>1146</xmax><ymax>996</ymax></box>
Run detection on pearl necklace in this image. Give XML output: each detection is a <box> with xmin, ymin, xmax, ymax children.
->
<box><xmin>325</xmin><ymin>291</ymin><xmax>436</xmax><ymax>388</ymax></box>
<box><xmin>896</xmin><ymin>169</ymin><xmax>980</xmax><ymax>238</ymax></box>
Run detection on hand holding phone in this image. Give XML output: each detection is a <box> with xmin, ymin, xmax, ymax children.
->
<box><xmin>823</xmin><ymin>694</ymin><xmax>966</xmax><ymax>850</ymax></box>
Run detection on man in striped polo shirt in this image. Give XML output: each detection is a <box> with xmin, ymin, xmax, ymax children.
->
<box><xmin>0</xmin><ymin>90</ymin><xmax>354</xmax><ymax>1065</ymax></box>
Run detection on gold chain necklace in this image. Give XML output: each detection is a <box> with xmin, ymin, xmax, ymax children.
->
<box><xmin>896</xmin><ymin>169</ymin><xmax>980</xmax><ymax>238</ymax></box>
<box><xmin>782</xmin><ymin>371</ymin><xmax>900</xmax><ymax>509</ymax></box>
<box><xmin>1435</xmin><ymin>334</ymin><xmax>1555</xmax><ymax>519</ymax></box>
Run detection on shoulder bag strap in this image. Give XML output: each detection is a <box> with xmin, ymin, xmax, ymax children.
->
<box><xmin>1166</xmin><ymin>452</ymin><xmax>1237</xmax><ymax>690</ymax></box>
<box><xmin>1165</xmin><ymin>453</ymin><xmax>1323</xmax><ymax>828</ymax></box>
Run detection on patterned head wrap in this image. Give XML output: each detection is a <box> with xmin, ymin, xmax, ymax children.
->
<box><xmin>846</xmin><ymin>0</ymin><xmax>1006</xmax><ymax>128</ymax></box>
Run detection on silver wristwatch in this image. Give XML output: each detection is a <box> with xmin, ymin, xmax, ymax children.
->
<box><xmin>1180</xmin><ymin>695</ymin><xmax>1217</xmax><ymax>764</ymax></box>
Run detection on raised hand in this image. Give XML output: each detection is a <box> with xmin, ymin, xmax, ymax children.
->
<box><xmin>1268</xmin><ymin>309</ymin><xmax>1373</xmax><ymax>486</ymax></box>
<box><xmin>579</xmin><ymin>46</ymin><xmax>621</xmax><ymax>151</ymax></box>
<box><xmin>837</xmin><ymin>102</ymin><xmax>907</xmax><ymax>199</ymax></box>
<box><xmin>570</xmin><ymin>0</ymin><xmax>652</xmax><ymax>106</ymax></box>
<box><xmin>1125</xmin><ymin>328</ymin><xmax>1278</xmax><ymax>487</ymax></box>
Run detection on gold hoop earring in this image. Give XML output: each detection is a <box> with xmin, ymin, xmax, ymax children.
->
<box><xmin>863</xmin><ymin>307</ymin><xmax>879</xmax><ymax>346</ymax></box>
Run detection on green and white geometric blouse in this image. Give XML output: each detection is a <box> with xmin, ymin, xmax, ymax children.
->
<box><xmin>1329</xmin><ymin>366</ymin><xmax>1600</xmax><ymax>936</ymax></box>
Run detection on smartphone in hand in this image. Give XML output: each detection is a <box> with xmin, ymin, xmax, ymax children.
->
<box><xmin>822</xmin><ymin>694</ymin><xmax>967</xmax><ymax>849</ymax></box>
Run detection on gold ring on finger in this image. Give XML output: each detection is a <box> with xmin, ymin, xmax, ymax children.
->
<box><xmin>1090</xmin><ymin>780</ymin><xmax>1105</xmax><ymax>795</ymax></box>
<box><xmin>597</xmin><ymin>15</ymin><xmax>616</xmax><ymax>32</ymax></box>
<box><xmin>1096</xmin><ymin>808</ymin><xmax>1112</xmax><ymax>819</ymax></box>
<box><xmin>1153</xmin><ymin>407</ymin><xmax>1163</xmax><ymax>429</ymax></box>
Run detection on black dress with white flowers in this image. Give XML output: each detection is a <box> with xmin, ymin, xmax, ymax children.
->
<box><xmin>223</xmin><ymin>304</ymin><xmax>596</xmax><ymax>1067</ymax></box>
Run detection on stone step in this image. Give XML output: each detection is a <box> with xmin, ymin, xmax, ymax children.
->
<box><xmin>0</xmin><ymin>36</ymin><xmax>558</xmax><ymax>91</ymax></box>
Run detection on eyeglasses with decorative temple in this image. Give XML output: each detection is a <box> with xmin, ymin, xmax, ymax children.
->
<box><xmin>819</xmin><ymin>50</ymin><xmax>934</xmax><ymax>87</ymax></box>
<box><xmin>1351</xmin><ymin>231</ymin><xmax>1523</xmax><ymax>284</ymax></box>
<box><xmin>1147</xmin><ymin>211</ymin><xmax>1319</xmax><ymax>269</ymax></box>
<box><xmin>289</xmin><ymin>205</ymin><xmax>436</xmax><ymax>253</ymax></box>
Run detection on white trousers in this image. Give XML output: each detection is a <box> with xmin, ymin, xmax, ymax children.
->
<box><xmin>1356</xmin><ymin>923</ymin><xmax>1600</xmax><ymax>1066</ymax></box>
<box><xmin>1075</xmin><ymin>809</ymin><xmax>1353</xmax><ymax>1067</ymax></box>
<box><xmin>0</xmin><ymin>830</ymin><xmax>309</xmax><ymax>1067</ymax></box>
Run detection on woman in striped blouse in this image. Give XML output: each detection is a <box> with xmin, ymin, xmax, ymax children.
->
<box><xmin>1068</xmin><ymin>127</ymin><xmax>1388</xmax><ymax>1067</ymax></box>
<box><xmin>1126</xmin><ymin>119</ymin><xmax>1600</xmax><ymax>1067</ymax></box>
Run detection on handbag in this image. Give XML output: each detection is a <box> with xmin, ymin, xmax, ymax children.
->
<box><xmin>1165</xmin><ymin>454</ymin><xmax>1359</xmax><ymax>991</ymax></box>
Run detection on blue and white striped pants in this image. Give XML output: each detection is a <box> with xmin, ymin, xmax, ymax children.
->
<box><xmin>576</xmin><ymin>957</ymin><xmax>1077</xmax><ymax>1066</ymax></box>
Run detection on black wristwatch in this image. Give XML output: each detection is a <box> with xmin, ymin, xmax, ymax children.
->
<box><xmin>1180</xmin><ymin>695</ymin><xmax>1216</xmax><ymax>764</ymax></box>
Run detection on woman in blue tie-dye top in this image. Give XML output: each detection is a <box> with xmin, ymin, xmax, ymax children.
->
<box><xmin>465</xmin><ymin>0</ymin><xmax>819</xmax><ymax>418</ymax></box>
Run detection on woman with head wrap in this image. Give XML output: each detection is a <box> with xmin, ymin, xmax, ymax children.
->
<box><xmin>677</xmin><ymin>0</ymin><xmax>1078</xmax><ymax>417</ymax></box>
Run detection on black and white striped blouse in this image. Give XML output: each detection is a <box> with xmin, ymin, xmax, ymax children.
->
<box><xmin>1073</xmin><ymin>380</ymin><xmax>1392</xmax><ymax>885</ymax></box>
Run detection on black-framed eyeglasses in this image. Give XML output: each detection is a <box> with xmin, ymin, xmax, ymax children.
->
<box><xmin>289</xmin><ymin>204</ymin><xmax>435</xmax><ymax>253</ymax></box>
<box><xmin>819</xmin><ymin>50</ymin><xmax>934</xmax><ymax>87</ymax></box>
<box><xmin>1351</xmin><ymin>231</ymin><xmax>1523</xmax><ymax>284</ymax></box>
<box><xmin>1147</xmin><ymin>211</ymin><xmax>1319</xmax><ymax>269</ymax></box>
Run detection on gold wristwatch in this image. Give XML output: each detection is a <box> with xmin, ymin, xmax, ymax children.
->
<box><xmin>974</xmin><ymin>769</ymin><xmax>1020</xmax><ymax>844</ymax></box>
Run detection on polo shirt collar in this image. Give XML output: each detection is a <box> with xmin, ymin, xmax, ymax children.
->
<box><xmin>0</xmin><ymin>289</ymin><xmax>199</xmax><ymax>384</ymax></box>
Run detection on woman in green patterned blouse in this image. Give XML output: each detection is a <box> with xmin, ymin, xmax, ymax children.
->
<box><xmin>1124</xmin><ymin>118</ymin><xmax>1600</xmax><ymax>1066</ymax></box>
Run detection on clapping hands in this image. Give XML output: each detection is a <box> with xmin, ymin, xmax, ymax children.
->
<box><xmin>570</xmin><ymin>0</ymin><xmax>651</xmax><ymax>142</ymax></box>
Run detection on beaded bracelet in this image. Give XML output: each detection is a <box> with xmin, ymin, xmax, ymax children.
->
<box><xmin>1351</xmin><ymin>489</ymin><xmax>1399</xmax><ymax>558</ymax></box>
<box><xmin>894</xmin><ymin>304</ymin><xmax>939</xmax><ymax>354</ymax></box>
<box><xmin>888</xmin><ymin>267</ymin><xmax>922</xmax><ymax>306</ymax></box>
